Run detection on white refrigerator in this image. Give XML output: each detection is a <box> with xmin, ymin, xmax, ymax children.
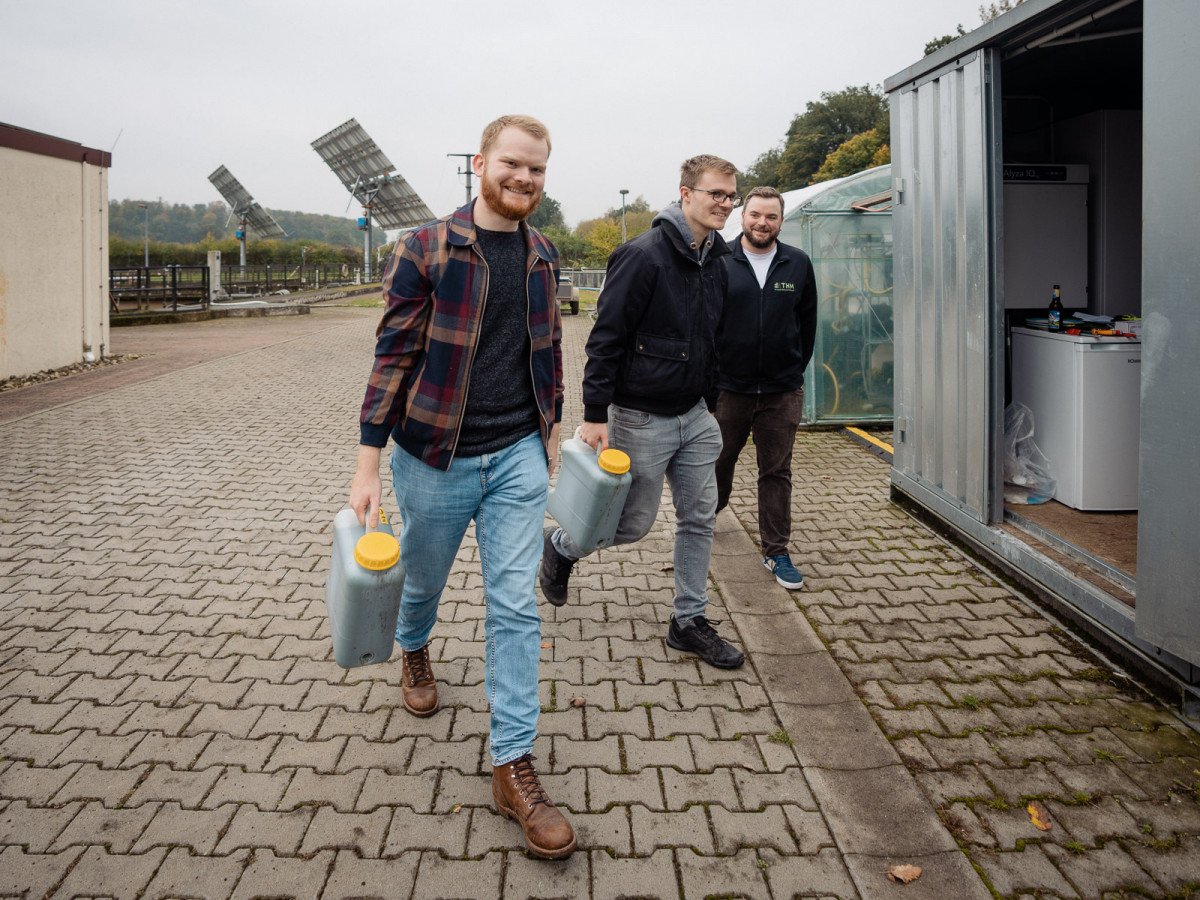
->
<box><xmin>1010</xmin><ymin>326</ymin><xmax>1141</xmax><ymax>510</ymax></box>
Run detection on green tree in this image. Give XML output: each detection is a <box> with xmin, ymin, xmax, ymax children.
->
<box><xmin>980</xmin><ymin>0</ymin><xmax>1024</xmax><ymax>20</ymax></box>
<box><xmin>108</xmin><ymin>198</ymin><xmax>387</xmax><ymax>247</ymax></box>
<box><xmin>812</xmin><ymin>129</ymin><xmax>890</xmax><ymax>183</ymax></box>
<box><xmin>583</xmin><ymin>220</ymin><xmax>622</xmax><ymax>267</ymax></box>
<box><xmin>924</xmin><ymin>1</ymin><xmax>1024</xmax><ymax>56</ymax></box>
<box><xmin>542</xmin><ymin>225</ymin><xmax>588</xmax><ymax>268</ymax></box>
<box><xmin>738</xmin><ymin>147</ymin><xmax>784</xmax><ymax>194</ymax></box>
<box><xmin>602</xmin><ymin>195</ymin><xmax>651</xmax><ymax>221</ymax></box>
<box><xmin>925</xmin><ymin>24</ymin><xmax>967</xmax><ymax>55</ymax></box>
<box><xmin>527</xmin><ymin>193</ymin><xmax>566</xmax><ymax>231</ymax></box>
<box><xmin>775</xmin><ymin>85</ymin><xmax>889</xmax><ymax>190</ymax></box>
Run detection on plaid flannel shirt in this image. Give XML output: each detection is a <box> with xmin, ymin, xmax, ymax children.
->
<box><xmin>359</xmin><ymin>201</ymin><xmax>564</xmax><ymax>471</ymax></box>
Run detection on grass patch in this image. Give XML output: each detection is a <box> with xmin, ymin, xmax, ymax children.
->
<box><xmin>767</xmin><ymin>729</ymin><xmax>794</xmax><ymax>747</ymax></box>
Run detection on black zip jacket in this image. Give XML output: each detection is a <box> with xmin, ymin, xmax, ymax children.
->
<box><xmin>582</xmin><ymin>210</ymin><xmax>730</xmax><ymax>422</ymax></box>
<box><xmin>717</xmin><ymin>235</ymin><xmax>818</xmax><ymax>393</ymax></box>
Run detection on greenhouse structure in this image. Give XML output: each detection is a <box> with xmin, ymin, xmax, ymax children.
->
<box><xmin>721</xmin><ymin>165</ymin><xmax>894</xmax><ymax>425</ymax></box>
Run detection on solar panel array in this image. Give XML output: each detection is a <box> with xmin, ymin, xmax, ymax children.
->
<box><xmin>207</xmin><ymin>165</ymin><xmax>287</xmax><ymax>239</ymax></box>
<box><xmin>311</xmin><ymin>119</ymin><xmax>435</xmax><ymax>230</ymax></box>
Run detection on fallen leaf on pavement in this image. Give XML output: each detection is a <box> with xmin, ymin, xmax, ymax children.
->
<box><xmin>451</xmin><ymin>804</ymin><xmax>462</xmax><ymax>813</ymax></box>
<box><xmin>568</xmin><ymin>695</ymin><xmax>586</xmax><ymax>708</ymax></box>
<box><xmin>886</xmin><ymin>863</ymin><xmax>922</xmax><ymax>884</ymax></box>
<box><xmin>540</xmin><ymin>641</ymin><xmax>552</xmax><ymax>649</ymax></box>
<box><xmin>660</xmin><ymin>563</ymin><xmax>674</xmax><ymax>572</ymax></box>
<box><xmin>1027</xmin><ymin>800</ymin><xmax>1052</xmax><ymax>831</ymax></box>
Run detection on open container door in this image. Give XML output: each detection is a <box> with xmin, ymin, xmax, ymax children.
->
<box><xmin>890</xmin><ymin>48</ymin><xmax>1004</xmax><ymax>525</ymax></box>
<box><xmin>1134</xmin><ymin>0</ymin><xmax>1200</xmax><ymax>675</ymax></box>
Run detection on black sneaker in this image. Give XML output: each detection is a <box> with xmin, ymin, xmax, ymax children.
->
<box><xmin>666</xmin><ymin>615</ymin><xmax>745</xmax><ymax>669</ymax></box>
<box><xmin>539</xmin><ymin>526</ymin><xmax>573</xmax><ymax>606</ymax></box>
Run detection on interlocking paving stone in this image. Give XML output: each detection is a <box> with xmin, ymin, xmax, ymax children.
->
<box><xmin>213</xmin><ymin>805</ymin><xmax>315</xmax><ymax>855</ymax></box>
<box><xmin>3</xmin><ymin>310</ymin><xmax>1198</xmax><ymax>899</ymax></box>
<box><xmin>408</xmin><ymin>851</ymin><xmax>502</xmax><ymax>899</ymax></box>
<box><xmin>51</xmin><ymin>844</ymin><xmax>168</xmax><ymax>900</ymax></box>
<box><xmin>322</xmin><ymin>849</ymin><xmax>419</xmax><ymax>900</ymax></box>
<box><xmin>229</xmin><ymin>848</ymin><xmax>334</xmax><ymax>900</ymax></box>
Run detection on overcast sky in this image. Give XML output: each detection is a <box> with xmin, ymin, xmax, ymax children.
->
<box><xmin>2</xmin><ymin>0</ymin><xmax>985</xmax><ymax>229</ymax></box>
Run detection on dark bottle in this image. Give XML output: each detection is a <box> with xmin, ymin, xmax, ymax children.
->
<box><xmin>1048</xmin><ymin>284</ymin><xmax>1063</xmax><ymax>332</ymax></box>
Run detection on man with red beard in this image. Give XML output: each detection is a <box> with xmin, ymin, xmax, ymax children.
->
<box><xmin>713</xmin><ymin>186</ymin><xmax>818</xmax><ymax>591</ymax></box>
<box><xmin>350</xmin><ymin>115</ymin><xmax>574</xmax><ymax>859</ymax></box>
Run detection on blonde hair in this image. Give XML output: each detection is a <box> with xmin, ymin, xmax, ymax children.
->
<box><xmin>679</xmin><ymin>154</ymin><xmax>737</xmax><ymax>189</ymax></box>
<box><xmin>480</xmin><ymin>115</ymin><xmax>552</xmax><ymax>156</ymax></box>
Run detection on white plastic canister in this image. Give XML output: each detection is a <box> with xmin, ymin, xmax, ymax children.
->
<box><xmin>547</xmin><ymin>437</ymin><xmax>632</xmax><ymax>553</ymax></box>
<box><xmin>325</xmin><ymin>507</ymin><xmax>405</xmax><ymax>668</ymax></box>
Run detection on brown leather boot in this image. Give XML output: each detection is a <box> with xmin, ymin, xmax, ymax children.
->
<box><xmin>400</xmin><ymin>645</ymin><xmax>438</xmax><ymax>717</ymax></box>
<box><xmin>492</xmin><ymin>754</ymin><xmax>576</xmax><ymax>859</ymax></box>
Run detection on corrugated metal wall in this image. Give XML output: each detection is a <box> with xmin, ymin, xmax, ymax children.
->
<box><xmin>890</xmin><ymin>49</ymin><xmax>1004</xmax><ymax>524</ymax></box>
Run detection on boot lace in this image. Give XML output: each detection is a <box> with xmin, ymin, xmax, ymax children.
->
<box><xmin>404</xmin><ymin>646</ymin><xmax>434</xmax><ymax>686</ymax></box>
<box><xmin>690</xmin><ymin>616</ymin><xmax>723</xmax><ymax>646</ymax></box>
<box><xmin>510</xmin><ymin>754</ymin><xmax>552</xmax><ymax>808</ymax></box>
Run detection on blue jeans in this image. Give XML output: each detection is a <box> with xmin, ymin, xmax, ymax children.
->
<box><xmin>553</xmin><ymin>399</ymin><xmax>722</xmax><ymax>623</ymax></box>
<box><xmin>390</xmin><ymin>431</ymin><xmax>546</xmax><ymax>766</ymax></box>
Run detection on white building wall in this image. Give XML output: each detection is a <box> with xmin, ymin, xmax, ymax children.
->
<box><xmin>0</xmin><ymin>141</ymin><xmax>110</xmax><ymax>381</ymax></box>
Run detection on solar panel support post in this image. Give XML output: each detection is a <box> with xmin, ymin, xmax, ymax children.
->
<box><xmin>237</xmin><ymin>212</ymin><xmax>249</xmax><ymax>267</ymax></box>
<box><xmin>363</xmin><ymin>204</ymin><xmax>373</xmax><ymax>282</ymax></box>
<box><xmin>359</xmin><ymin>182</ymin><xmax>383</xmax><ymax>282</ymax></box>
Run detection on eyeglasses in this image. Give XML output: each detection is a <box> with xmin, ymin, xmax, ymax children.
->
<box><xmin>688</xmin><ymin>188</ymin><xmax>742</xmax><ymax>207</ymax></box>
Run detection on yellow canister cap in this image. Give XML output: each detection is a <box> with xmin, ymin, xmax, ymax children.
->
<box><xmin>598</xmin><ymin>448</ymin><xmax>631</xmax><ymax>475</ymax></box>
<box><xmin>354</xmin><ymin>531</ymin><xmax>400</xmax><ymax>570</ymax></box>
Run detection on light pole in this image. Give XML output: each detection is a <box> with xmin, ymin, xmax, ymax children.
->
<box><xmin>619</xmin><ymin>189</ymin><xmax>629</xmax><ymax>243</ymax></box>
<box><xmin>137</xmin><ymin>203</ymin><xmax>149</xmax><ymax>266</ymax></box>
<box><xmin>448</xmin><ymin>153</ymin><xmax>474</xmax><ymax>205</ymax></box>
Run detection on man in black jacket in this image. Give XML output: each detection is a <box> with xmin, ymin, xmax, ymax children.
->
<box><xmin>539</xmin><ymin>154</ymin><xmax>745</xmax><ymax>669</ymax></box>
<box><xmin>714</xmin><ymin>186</ymin><xmax>818</xmax><ymax>590</ymax></box>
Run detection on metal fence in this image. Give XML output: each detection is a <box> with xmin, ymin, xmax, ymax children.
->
<box><xmin>109</xmin><ymin>267</ymin><xmax>211</xmax><ymax>314</ymax></box>
<box><xmin>220</xmin><ymin>264</ymin><xmax>355</xmax><ymax>296</ymax></box>
<box><xmin>109</xmin><ymin>264</ymin><xmax>364</xmax><ymax>315</ymax></box>
<box><xmin>561</xmin><ymin>268</ymin><xmax>606</xmax><ymax>290</ymax></box>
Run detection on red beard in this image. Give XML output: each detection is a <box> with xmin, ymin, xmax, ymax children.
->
<box><xmin>480</xmin><ymin>172</ymin><xmax>541</xmax><ymax>222</ymax></box>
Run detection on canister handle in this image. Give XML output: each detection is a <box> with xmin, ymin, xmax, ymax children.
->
<box><xmin>573</xmin><ymin>426</ymin><xmax>602</xmax><ymax>457</ymax></box>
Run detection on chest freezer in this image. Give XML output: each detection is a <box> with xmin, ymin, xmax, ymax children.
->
<box><xmin>1010</xmin><ymin>326</ymin><xmax>1140</xmax><ymax>510</ymax></box>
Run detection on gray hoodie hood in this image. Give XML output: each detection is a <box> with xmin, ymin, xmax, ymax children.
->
<box><xmin>652</xmin><ymin>201</ymin><xmax>717</xmax><ymax>265</ymax></box>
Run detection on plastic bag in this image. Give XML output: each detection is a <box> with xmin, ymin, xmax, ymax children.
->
<box><xmin>1004</xmin><ymin>403</ymin><xmax>1057</xmax><ymax>505</ymax></box>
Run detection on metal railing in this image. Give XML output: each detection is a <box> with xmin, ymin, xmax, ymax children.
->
<box><xmin>561</xmin><ymin>268</ymin><xmax>606</xmax><ymax>290</ymax></box>
<box><xmin>220</xmin><ymin>264</ymin><xmax>355</xmax><ymax>296</ymax></box>
<box><xmin>110</xmin><ymin>266</ymin><xmax>210</xmax><ymax>315</ymax></box>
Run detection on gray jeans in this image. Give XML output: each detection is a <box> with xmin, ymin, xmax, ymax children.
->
<box><xmin>552</xmin><ymin>399</ymin><xmax>722</xmax><ymax>623</ymax></box>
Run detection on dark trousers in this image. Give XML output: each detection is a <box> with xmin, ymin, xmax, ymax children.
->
<box><xmin>714</xmin><ymin>388</ymin><xmax>805</xmax><ymax>558</ymax></box>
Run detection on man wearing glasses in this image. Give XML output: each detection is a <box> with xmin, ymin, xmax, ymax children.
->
<box><xmin>539</xmin><ymin>154</ymin><xmax>745</xmax><ymax>669</ymax></box>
